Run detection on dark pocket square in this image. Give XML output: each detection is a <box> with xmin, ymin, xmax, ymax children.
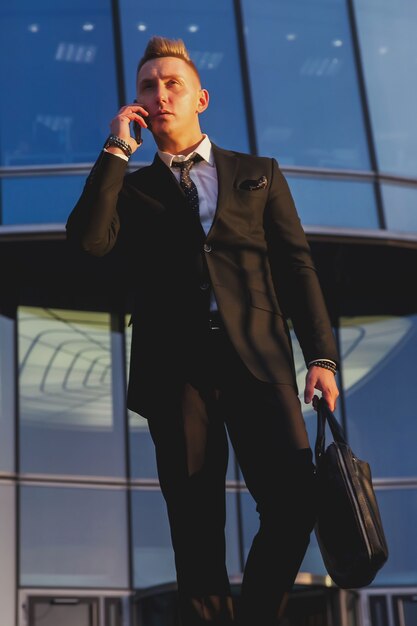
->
<box><xmin>239</xmin><ymin>175</ymin><xmax>268</xmax><ymax>191</ymax></box>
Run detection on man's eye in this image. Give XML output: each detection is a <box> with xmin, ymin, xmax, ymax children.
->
<box><xmin>167</xmin><ymin>80</ymin><xmax>179</xmax><ymax>86</ymax></box>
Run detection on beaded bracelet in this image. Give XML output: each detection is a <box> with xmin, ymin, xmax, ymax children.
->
<box><xmin>309</xmin><ymin>360</ymin><xmax>337</xmax><ymax>375</ymax></box>
<box><xmin>103</xmin><ymin>134</ymin><xmax>132</xmax><ymax>158</ymax></box>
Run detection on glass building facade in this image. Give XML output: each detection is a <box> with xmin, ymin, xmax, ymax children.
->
<box><xmin>1</xmin><ymin>1</ymin><xmax>417</xmax><ymax>625</ymax></box>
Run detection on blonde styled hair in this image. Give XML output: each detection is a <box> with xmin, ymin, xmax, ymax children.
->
<box><xmin>137</xmin><ymin>36</ymin><xmax>200</xmax><ymax>83</ymax></box>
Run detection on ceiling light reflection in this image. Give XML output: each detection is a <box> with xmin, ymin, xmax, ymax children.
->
<box><xmin>137</xmin><ymin>22</ymin><xmax>147</xmax><ymax>32</ymax></box>
<box><xmin>82</xmin><ymin>23</ymin><xmax>95</xmax><ymax>32</ymax></box>
<box><xmin>28</xmin><ymin>24</ymin><xmax>39</xmax><ymax>33</ymax></box>
<box><xmin>188</xmin><ymin>24</ymin><xmax>199</xmax><ymax>33</ymax></box>
<box><xmin>332</xmin><ymin>39</ymin><xmax>343</xmax><ymax>47</ymax></box>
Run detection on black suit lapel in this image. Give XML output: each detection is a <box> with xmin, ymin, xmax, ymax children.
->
<box><xmin>208</xmin><ymin>144</ymin><xmax>239</xmax><ymax>240</ymax></box>
<box><xmin>143</xmin><ymin>153</ymin><xmax>187</xmax><ymax>210</ymax></box>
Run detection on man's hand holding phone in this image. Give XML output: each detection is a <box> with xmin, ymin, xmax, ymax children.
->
<box><xmin>106</xmin><ymin>103</ymin><xmax>149</xmax><ymax>157</ymax></box>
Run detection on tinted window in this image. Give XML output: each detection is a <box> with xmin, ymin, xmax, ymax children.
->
<box><xmin>287</xmin><ymin>175</ymin><xmax>379</xmax><ymax>227</ymax></box>
<box><xmin>0</xmin><ymin>0</ymin><xmax>118</xmax><ymax>167</ymax></box>
<box><xmin>20</xmin><ymin>485</ymin><xmax>129</xmax><ymax>587</ymax></box>
<box><xmin>1</xmin><ymin>175</ymin><xmax>85</xmax><ymax>226</ymax></box>
<box><xmin>241</xmin><ymin>0</ymin><xmax>370</xmax><ymax>169</ymax></box>
<box><xmin>340</xmin><ymin>315</ymin><xmax>417</xmax><ymax>477</ymax></box>
<box><xmin>382</xmin><ymin>184</ymin><xmax>417</xmax><ymax>232</ymax></box>
<box><xmin>19</xmin><ymin>307</ymin><xmax>126</xmax><ymax>477</ymax></box>
<box><xmin>354</xmin><ymin>0</ymin><xmax>417</xmax><ymax>177</ymax></box>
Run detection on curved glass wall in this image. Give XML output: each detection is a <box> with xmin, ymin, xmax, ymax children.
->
<box><xmin>241</xmin><ymin>0</ymin><xmax>370</xmax><ymax>170</ymax></box>
<box><xmin>353</xmin><ymin>0</ymin><xmax>417</xmax><ymax>178</ymax></box>
<box><xmin>382</xmin><ymin>184</ymin><xmax>417</xmax><ymax>232</ymax></box>
<box><xmin>287</xmin><ymin>176</ymin><xmax>379</xmax><ymax>228</ymax></box>
<box><xmin>0</xmin><ymin>0</ymin><xmax>118</xmax><ymax>167</ymax></box>
<box><xmin>1</xmin><ymin>175</ymin><xmax>85</xmax><ymax>226</ymax></box>
<box><xmin>18</xmin><ymin>308</ymin><xmax>127</xmax><ymax>478</ymax></box>
<box><xmin>20</xmin><ymin>484</ymin><xmax>129</xmax><ymax>587</ymax></box>
<box><xmin>340</xmin><ymin>315</ymin><xmax>417</xmax><ymax>478</ymax></box>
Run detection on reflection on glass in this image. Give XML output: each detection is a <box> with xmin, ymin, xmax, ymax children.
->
<box><xmin>119</xmin><ymin>0</ymin><xmax>249</xmax><ymax>164</ymax></box>
<box><xmin>354</xmin><ymin>0</ymin><xmax>417</xmax><ymax>177</ymax></box>
<box><xmin>382</xmin><ymin>184</ymin><xmax>417</xmax><ymax>232</ymax></box>
<box><xmin>131</xmin><ymin>489</ymin><xmax>240</xmax><ymax>588</ymax></box>
<box><xmin>0</xmin><ymin>0</ymin><xmax>118</xmax><ymax>166</ymax></box>
<box><xmin>0</xmin><ymin>314</ymin><xmax>15</xmax><ymax>472</ymax></box>
<box><xmin>0</xmin><ymin>485</ymin><xmax>16</xmax><ymax>626</ymax></box>
<box><xmin>1</xmin><ymin>175</ymin><xmax>85</xmax><ymax>226</ymax></box>
<box><xmin>19</xmin><ymin>307</ymin><xmax>126</xmax><ymax>477</ymax></box>
<box><xmin>287</xmin><ymin>176</ymin><xmax>379</xmax><ymax>228</ymax></box>
<box><xmin>20</xmin><ymin>485</ymin><xmax>129</xmax><ymax>587</ymax></box>
<box><xmin>241</xmin><ymin>0</ymin><xmax>370</xmax><ymax>169</ymax></box>
<box><xmin>371</xmin><ymin>488</ymin><xmax>417</xmax><ymax>585</ymax></box>
<box><xmin>340</xmin><ymin>316</ymin><xmax>417</xmax><ymax>477</ymax></box>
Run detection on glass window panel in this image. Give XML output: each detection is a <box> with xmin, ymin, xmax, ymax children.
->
<box><xmin>20</xmin><ymin>485</ymin><xmax>129</xmax><ymax>587</ymax></box>
<box><xmin>241</xmin><ymin>0</ymin><xmax>370</xmax><ymax>170</ymax></box>
<box><xmin>0</xmin><ymin>314</ymin><xmax>15</xmax><ymax>472</ymax></box>
<box><xmin>0</xmin><ymin>0</ymin><xmax>118</xmax><ymax>166</ymax></box>
<box><xmin>340</xmin><ymin>315</ymin><xmax>417</xmax><ymax>478</ymax></box>
<box><xmin>382</xmin><ymin>184</ymin><xmax>417</xmax><ymax>232</ymax></box>
<box><xmin>19</xmin><ymin>307</ymin><xmax>126</xmax><ymax>478</ymax></box>
<box><xmin>353</xmin><ymin>0</ymin><xmax>417</xmax><ymax>177</ymax></box>
<box><xmin>119</xmin><ymin>0</ymin><xmax>249</xmax><ymax>165</ymax></box>
<box><xmin>287</xmin><ymin>176</ymin><xmax>379</xmax><ymax>228</ymax></box>
<box><xmin>131</xmin><ymin>489</ymin><xmax>240</xmax><ymax>588</ymax></box>
<box><xmin>370</xmin><ymin>488</ymin><xmax>417</xmax><ymax>585</ymax></box>
<box><xmin>1</xmin><ymin>175</ymin><xmax>85</xmax><ymax>226</ymax></box>
<box><xmin>0</xmin><ymin>485</ymin><xmax>16</xmax><ymax>626</ymax></box>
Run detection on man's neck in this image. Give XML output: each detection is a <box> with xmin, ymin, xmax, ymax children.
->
<box><xmin>155</xmin><ymin>134</ymin><xmax>205</xmax><ymax>156</ymax></box>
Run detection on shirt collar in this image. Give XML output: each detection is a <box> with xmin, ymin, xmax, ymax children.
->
<box><xmin>158</xmin><ymin>135</ymin><xmax>214</xmax><ymax>168</ymax></box>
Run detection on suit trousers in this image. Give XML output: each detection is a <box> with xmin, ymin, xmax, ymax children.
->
<box><xmin>147</xmin><ymin>324</ymin><xmax>318</xmax><ymax>626</ymax></box>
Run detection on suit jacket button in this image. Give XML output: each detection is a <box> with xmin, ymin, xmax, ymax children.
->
<box><xmin>203</xmin><ymin>244</ymin><xmax>212</xmax><ymax>252</ymax></box>
<box><xmin>200</xmin><ymin>283</ymin><xmax>210</xmax><ymax>290</ymax></box>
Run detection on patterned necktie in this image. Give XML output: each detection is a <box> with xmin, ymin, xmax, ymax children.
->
<box><xmin>172</xmin><ymin>154</ymin><xmax>204</xmax><ymax>216</ymax></box>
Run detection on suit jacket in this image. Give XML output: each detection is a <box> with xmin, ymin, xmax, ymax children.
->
<box><xmin>66</xmin><ymin>143</ymin><xmax>339</xmax><ymax>417</ymax></box>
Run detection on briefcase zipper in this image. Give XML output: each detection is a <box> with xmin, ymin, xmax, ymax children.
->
<box><xmin>335</xmin><ymin>447</ymin><xmax>373</xmax><ymax>559</ymax></box>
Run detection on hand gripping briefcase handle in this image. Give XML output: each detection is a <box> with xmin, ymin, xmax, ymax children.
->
<box><xmin>314</xmin><ymin>398</ymin><xmax>389</xmax><ymax>589</ymax></box>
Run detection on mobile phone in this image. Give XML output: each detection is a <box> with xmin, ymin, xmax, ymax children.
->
<box><xmin>132</xmin><ymin>99</ymin><xmax>150</xmax><ymax>145</ymax></box>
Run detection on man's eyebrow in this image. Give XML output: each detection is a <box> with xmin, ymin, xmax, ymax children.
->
<box><xmin>139</xmin><ymin>74</ymin><xmax>184</xmax><ymax>86</ymax></box>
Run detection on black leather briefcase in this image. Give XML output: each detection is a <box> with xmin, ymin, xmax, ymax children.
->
<box><xmin>314</xmin><ymin>398</ymin><xmax>389</xmax><ymax>589</ymax></box>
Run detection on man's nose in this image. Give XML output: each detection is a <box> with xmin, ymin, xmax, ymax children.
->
<box><xmin>155</xmin><ymin>84</ymin><xmax>167</xmax><ymax>105</ymax></box>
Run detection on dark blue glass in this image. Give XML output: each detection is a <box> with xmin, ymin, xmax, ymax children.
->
<box><xmin>0</xmin><ymin>0</ymin><xmax>118</xmax><ymax>166</ymax></box>
<box><xmin>20</xmin><ymin>485</ymin><xmax>129</xmax><ymax>587</ymax></box>
<box><xmin>286</xmin><ymin>176</ymin><xmax>379</xmax><ymax>227</ymax></box>
<box><xmin>340</xmin><ymin>315</ymin><xmax>417</xmax><ymax>478</ymax></box>
<box><xmin>131</xmin><ymin>489</ymin><xmax>240</xmax><ymax>587</ymax></box>
<box><xmin>1</xmin><ymin>175</ymin><xmax>85</xmax><ymax>225</ymax></box>
<box><xmin>382</xmin><ymin>184</ymin><xmax>417</xmax><ymax>232</ymax></box>
<box><xmin>354</xmin><ymin>0</ymin><xmax>417</xmax><ymax>177</ymax></box>
<box><xmin>241</xmin><ymin>0</ymin><xmax>370</xmax><ymax>170</ymax></box>
<box><xmin>371</xmin><ymin>488</ymin><xmax>417</xmax><ymax>585</ymax></box>
<box><xmin>119</xmin><ymin>0</ymin><xmax>249</xmax><ymax>164</ymax></box>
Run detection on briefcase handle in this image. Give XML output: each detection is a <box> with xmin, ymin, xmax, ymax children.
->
<box><xmin>315</xmin><ymin>398</ymin><xmax>347</xmax><ymax>461</ymax></box>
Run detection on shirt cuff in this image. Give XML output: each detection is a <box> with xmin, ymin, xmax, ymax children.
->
<box><xmin>103</xmin><ymin>148</ymin><xmax>129</xmax><ymax>162</ymax></box>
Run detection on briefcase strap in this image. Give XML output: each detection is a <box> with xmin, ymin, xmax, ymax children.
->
<box><xmin>315</xmin><ymin>398</ymin><xmax>347</xmax><ymax>461</ymax></box>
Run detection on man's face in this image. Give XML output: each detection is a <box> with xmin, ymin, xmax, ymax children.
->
<box><xmin>136</xmin><ymin>56</ymin><xmax>208</xmax><ymax>142</ymax></box>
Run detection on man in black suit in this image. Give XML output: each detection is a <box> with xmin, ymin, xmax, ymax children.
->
<box><xmin>67</xmin><ymin>36</ymin><xmax>339</xmax><ymax>626</ymax></box>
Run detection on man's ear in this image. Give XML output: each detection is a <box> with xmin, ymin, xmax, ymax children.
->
<box><xmin>196</xmin><ymin>88</ymin><xmax>209</xmax><ymax>114</ymax></box>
